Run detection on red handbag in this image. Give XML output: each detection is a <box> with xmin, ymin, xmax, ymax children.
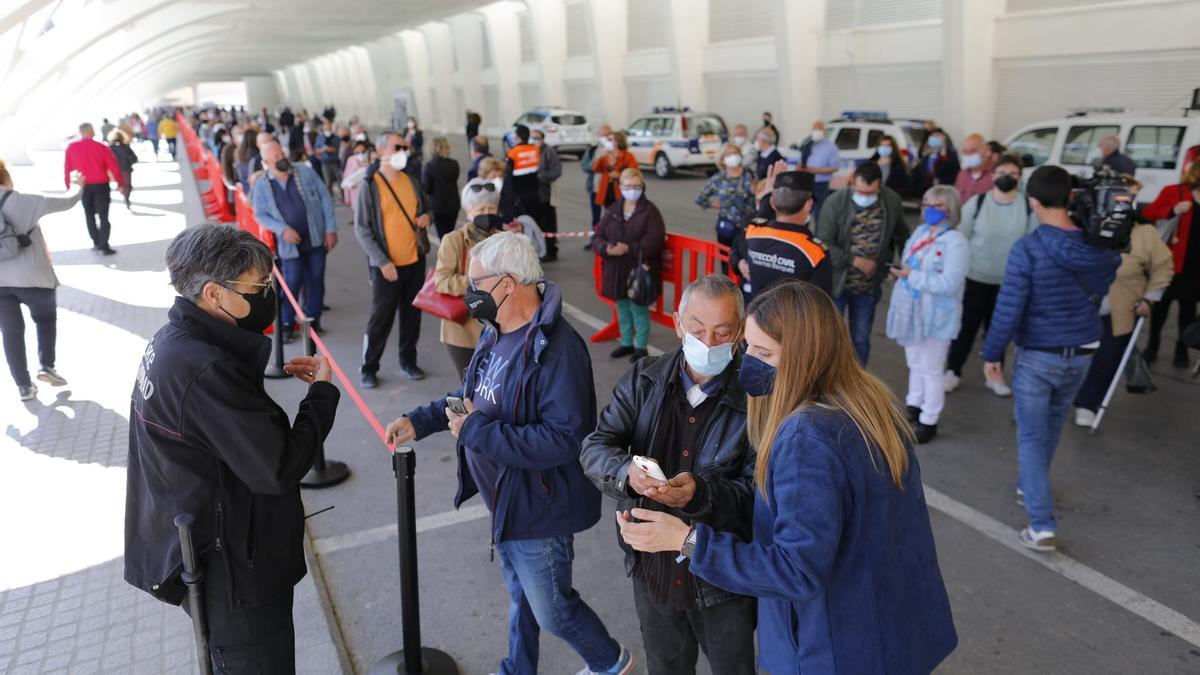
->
<box><xmin>412</xmin><ymin>235</ymin><xmax>470</xmax><ymax>323</ymax></box>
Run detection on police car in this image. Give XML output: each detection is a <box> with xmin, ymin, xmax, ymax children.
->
<box><xmin>624</xmin><ymin>108</ymin><xmax>729</xmax><ymax>178</ymax></box>
<box><xmin>511</xmin><ymin>107</ymin><xmax>593</xmax><ymax>157</ymax></box>
<box><xmin>782</xmin><ymin>111</ymin><xmax>927</xmax><ymax>188</ymax></box>
<box><xmin>1004</xmin><ymin>108</ymin><xmax>1200</xmax><ymax>205</ymax></box>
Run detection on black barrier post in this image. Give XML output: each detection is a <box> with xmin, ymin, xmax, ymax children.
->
<box><xmin>299</xmin><ymin>317</ymin><xmax>351</xmax><ymax>489</ymax></box>
<box><xmin>370</xmin><ymin>448</ymin><xmax>458</xmax><ymax>675</ymax></box>
<box><xmin>175</xmin><ymin>514</ymin><xmax>214</xmax><ymax>675</ymax></box>
<box><xmin>264</xmin><ymin>265</ymin><xmax>288</xmax><ymax>379</ymax></box>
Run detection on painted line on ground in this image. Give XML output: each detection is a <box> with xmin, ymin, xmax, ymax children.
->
<box><xmin>313</xmin><ymin>505</ymin><xmax>490</xmax><ymax>556</ymax></box>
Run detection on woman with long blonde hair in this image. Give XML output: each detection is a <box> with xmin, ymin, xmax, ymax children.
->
<box><xmin>618</xmin><ymin>280</ymin><xmax>957</xmax><ymax>674</ymax></box>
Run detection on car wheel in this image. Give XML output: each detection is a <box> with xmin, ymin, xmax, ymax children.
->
<box><xmin>654</xmin><ymin>153</ymin><xmax>674</xmax><ymax>179</ymax></box>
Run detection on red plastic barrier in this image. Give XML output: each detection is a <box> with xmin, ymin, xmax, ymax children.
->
<box><xmin>590</xmin><ymin>233</ymin><xmax>733</xmax><ymax>343</ymax></box>
<box><xmin>176</xmin><ymin>114</ymin><xmax>233</xmax><ymax>222</ymax></box>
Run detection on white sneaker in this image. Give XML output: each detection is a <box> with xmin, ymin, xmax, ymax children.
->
<box><xmin>943</xmin><ymin>370</ymin><xmax>960</xmax><ymax>393</ymax></box>
<box><xmin>985</xmin><ymin>379</ymin><xmax>1012</xmax><ymax>397</ymax></box>
<box><xmin>1074</xmin><ymin>407</ymin><xmax>1096</xmax><ymax>427</ymax></box>
<box><xmin>1018</xmin><ymin>527</ymin><xmax>1056</xmax><ymax>552</ymax></box>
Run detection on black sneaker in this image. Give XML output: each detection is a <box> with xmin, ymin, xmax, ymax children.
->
<box><xmin>630</xmin><ymin>348</ymin><xmax>649</xmax><ymax>363</ymax></box>
<box><xmin>906</xmin><ymin>406</ymin><xmax>921</xmax><ymax>424</ymax></box>
<box><xmin>361</xmin><ymin>372</ymin><xmax>379</xmax><ymax>389</ymax></box>
<box><xmin>400</xmin><ymin>364</ymin><xmax>426</xmax><ymax>381</ymax></box>
<box><xmin>609</xmin><ymin>345</ymin><xmax>634</xmax><ymax>359</ymax></box>
<box><xmin>914</xmin><ymin>422</ymin><xmax>938</xmax><ymax>444</ymax></box>
<box><xmin>540</xmin><ymin>253</ymin><xmax>558</xmax><ymax>263</ymax></box>
<box><xmin>1172</xmin><ymin>344</ymin><xmax>1189</xmax><ymax>369</ymax></box>
<box><xmin>311</xmin><ymin>321</ymin><xmax>324</xmax><ymax>336</ymax></box>
<box><xmin>100</xmin><ymin>246</ymin><xmax>117</xmax><ymax>255</ymax></box>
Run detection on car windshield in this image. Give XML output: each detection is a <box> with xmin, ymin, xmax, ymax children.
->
<box><xmin>551</xmin><ymin>114</ymin><xmax>586</xmax><ymax>125</ymax></box>
<box><xmin>686</xmin><ymin>115</ymin><xmax>726</xmax><ymax>137</ymax></box>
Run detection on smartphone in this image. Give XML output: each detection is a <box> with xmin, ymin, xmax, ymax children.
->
<box><xmin>632</xmin><ymin>455</ymin><xmax>667</xmax><ymax>482</ymax></box>
<box><xmin>446</xmin><ymin>396</ymin><xmax>469</xmax><ymax>415</ymax></box>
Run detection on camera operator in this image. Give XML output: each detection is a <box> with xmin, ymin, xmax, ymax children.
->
<box><xmin>982</xmin><ymin>166</ymin><xmax>1120</xmax><ymax>553</ymax></box>
<box><xmin>125</xmin><ymin>224</ymin><xmax>340</xmax><ymax>674</ymax></box>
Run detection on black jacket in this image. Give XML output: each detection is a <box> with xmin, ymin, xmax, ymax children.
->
<box><xmin>111</xmin><ymin>143</ymin><xmax>138</xmax><ymax>173</ymax></box>
<box><xmin>421</xmin><ymin>156</ymin><xmax>461</xmax><ymax>216</ymax></box>
<box><xmin>124</xmin><ymin>298</ymin><xmax>339</xmax><ymax>607</ymax></box>
<box><xmin>580</xmin><ymin>349</ymin><xmax>755</xmax><ymax>605</ymax></box>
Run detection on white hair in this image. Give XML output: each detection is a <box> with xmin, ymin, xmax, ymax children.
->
<box><xmin>461</xmin><ymin>178</ymin><xmax>500</xmax><ymax>213</ymax></box>
<box><xmin>679</xmin><ymin>274</ymin><xmax>744</xmax><ymax>321</ymax></box>
<box><xmin>470</xmin><ymin>231</ymin><xmax>543</xmax><ymax>285</ymax></box>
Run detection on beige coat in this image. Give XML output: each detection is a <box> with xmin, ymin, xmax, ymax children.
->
<box><xmin>1107</xmin><ymin>224</ymin><xmax>1175</xmax><ymax>336</ymax></box>
<box><xmin>435</xmin><ymin>226</ymin><xmax>486</xmax><ymax>348</ymax></box>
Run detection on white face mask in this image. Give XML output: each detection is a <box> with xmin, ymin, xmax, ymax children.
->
<box><xmin>356</xmin><ymin>152</ymin><xmax>367</xmax><ymax>162</ymax></box>
<box><xmin>810</xmin><ymin>129</ymin><xmax>825</xmax><ymax>142</ymax></box>
<box><xmin>733</xmin><ymin>135</ymin><xmax>747</xmax><ymax>147</ymax></box>
<box><xmin>354</xmin><ymin>132</ymin><xmax>367</xmax><ymax>141</ymax></box>
<box><xmin>621</xmin><ymin>188</ymin><xmax>642</xmax><ymax>202</ymax></box>
<box><xmin>490</xmin><ymin>177</ymin><xmax>503</xmax><ymax>191</ymax></box>
<box><xmin>723</xmin><ymin>154</ymin><xmax>742</xmax><ymax>168</ymax></box>
<box><xmin>682</xmin><ymin>332</ymin><xmax>735</xmax><ymax>377</ymax></box>
<box><xmin>851</xmin><ymin>192</ymin><xmax>878</xmax><ymax>208</ymax></box>
<box><xmin>601</xmin><ymin>138</ymin><xmax>614</xmax><ymax>151</ymax></box>
<box><xmin>962</xmin><ymin>153</ymin><xmax>983</xmax><ymax>169</ymax></box>
<box><xmin>389</xmin><ymin>151</ymin><xmax>408</xmax><ymax>170</ymax></box>
<box><xmin>407</xmin><ymin>120</ymin><xmax>417</xmax><ymax>129</ymax></box>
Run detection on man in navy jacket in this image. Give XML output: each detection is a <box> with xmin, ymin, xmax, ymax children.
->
<box><xmin>983</xmin><ymin>165</ymin><xmax>1120</xmax><ymax>553</ymax></box>
<box><xmin>386</xmin><ymin>232</ymin><xmax>634</xmax><ymax>675</ymax></box>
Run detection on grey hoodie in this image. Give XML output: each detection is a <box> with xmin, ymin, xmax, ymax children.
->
<box><xmin>0</xmin><ymin>186</ymin><xmax>82</xmax><ymax>289</ymax></box>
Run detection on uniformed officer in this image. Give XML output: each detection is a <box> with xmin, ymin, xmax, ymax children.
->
<box><xmin>504</xmin><ymin>123</ymin><xmax>542</xmax><ymax>225</ymax></box>
<box><xmin>732</xmin><ymin>170</ymin><xmax>832</xmax><ymax>300</ymax></box>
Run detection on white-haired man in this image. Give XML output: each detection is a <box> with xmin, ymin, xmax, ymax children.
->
<box><xmin>387</xmin><ymin>233</ymin><xmax>634</xmax><ymax>675</ymax></box>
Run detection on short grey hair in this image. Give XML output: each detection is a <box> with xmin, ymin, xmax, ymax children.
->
<box><xmin>461</xmin><ymin>178</ymin><xmax>500</xmax><ymax>213</ymax></box>
<box><xmin>166</xmin><ymin>223</ymin><xmax>274</xmax><ymax>300</ymax></box>
<box><xmin>375</xmin><ymin>130</ymin><xmax>402</xmax><ymax>151</ymax></box>
<box><xmin>678</xmin><ymin>274</ymin><xmax>745</xmax><ymax>321</ymax></box>
<box><xmin>470</xmin><ymin>231</ymin><xmax>543</xmax><ymax>285</ymax></box>
<box><xmin>772</xmin><ymin>187</ymin><xmax>812</xmax><ymax>215</ymax></box>
<box><xmin>922</xmin><ymin>185</ymin><xmax>962</xmax><ymax>228</ymax></box>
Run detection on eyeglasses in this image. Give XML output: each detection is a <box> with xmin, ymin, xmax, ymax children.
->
<box><xmin>467</xmin><ymin>273</ymin><xmax>509</xmax><ymax>292</ymax></box>
<box><xmin>467</xmin><ymin>182</ymin><xmax>497</xmax><ymax>194</ymax></box>
<box><xmin>222</xmin><ymin>279</ymin><xmax>272</xmax><ymax>298</ymax></box>
<box><xmin>392</xmin><ymin>144</ymin><xmax>408</xmax><ymax>152</ymax></box>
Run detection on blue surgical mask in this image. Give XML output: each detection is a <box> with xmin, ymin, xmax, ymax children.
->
<box><xmin>923</xmin><ymin>206</ymin><xmax>948</xmax><ymax>226</ymax></box>
<box><xmin>682</xmin><ymin>333</ymin><xmax>734</xmax><ymax>377</ymax></box>
<box><xmin>737</xmin><ymin>354</ymin><xmax>776</xmax><ymax>397</ymax></box>
<box><xmin>877</xmin><ymin>146</ymin><xmax>893</xmax><ymax>157</ymax></box>
<box><xmin>928</xmin><ymin>136</ymin><xmax>943</xmax><ymax>150</ymax></box>
<box><xmin>621</xmin><ymin>188</ymin><xmax>642</xmax><ymax>202</ymax></box>
<box><xmin>852</xmin><ymin>192</ymin><xmax>878</xmax><ymax>209</ymax></box>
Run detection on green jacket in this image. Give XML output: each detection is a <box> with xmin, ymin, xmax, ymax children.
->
<box><xmin>815</xmin><ymin>185</ymin><xmax>909</xmax><ymax>297</ymax></box>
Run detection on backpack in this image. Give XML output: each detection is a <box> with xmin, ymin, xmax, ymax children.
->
<box><xmin>973</xmin><ymin>190</ymin><xmax>1031</xmax><ymax>221</ymax></box>
<box><xmin>0</xmin><ymin>191</ymin><xmax>32</xmax><ymax>261</ymax></box>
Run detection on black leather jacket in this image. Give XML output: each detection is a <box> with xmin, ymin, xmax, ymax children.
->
<box><xmin>580</xmin><ymin>348</ymin><xmax>755</xmax><ymax>607</ymax></box>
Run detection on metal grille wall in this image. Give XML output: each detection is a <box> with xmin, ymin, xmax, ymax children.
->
<box><xmin>1007</xmin><ymin>0</ymin><xmax>1128</xmax><ymax>12</ymax></box>
<box><xmin>819</xmin><ymin>63</ymin><xmax>943</xmax><ymax>122</ymax></box>
<box><xmin>826</xmin><ymin>0</ymin><xmax>941</xmax><ymax>30</ymax></box>
<box><xmin>709</xmin><ymin>0</ymin><xmax>773</xmax><ymax>43</ymax></box>
<box><xmin>627</xmin><ymin>0</ymin><xmax>669</xmax><ymax>51</ymax></box>
<box><xmin>565</xmin><ymin>0</ymin><xmax>591</xmax><ymax>58</ymax></box>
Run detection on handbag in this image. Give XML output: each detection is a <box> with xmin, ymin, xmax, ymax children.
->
<box><xmin>626</xmin><ymin>245</ymin><xmax>659</xmax><ymax>307</ymax></box>
<box><xmin>412</xmin><ymin>233</ymin><xmax>470</xmax><ymax>323</ymax></box>
<box><xmin>1124</xmin><ymin>347</ymin><xmax>1156</xmax><ymax>394</ymax></box>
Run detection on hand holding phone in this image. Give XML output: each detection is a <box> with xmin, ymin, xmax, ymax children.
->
<box><xmin>446</xmin><ymin>396</ymin><xmax>469</xmax><ymax>416</ymax></box>
<box><xmin>632</xmin><ymin>455</ymin><xmax>667</xmax><ymax>482</ymax></box>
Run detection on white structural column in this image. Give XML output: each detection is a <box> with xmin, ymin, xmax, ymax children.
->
<box><xmin>419</xmin><ymin>22</ymin><xmax>457</xmax><ymax>132</ymax></box>
<box><xmin>775</xmin><ymin>0</ymin><xmax>823</xmax><ymax>133</ymax></box>
<box><xmin>399</xmin><ymin>30</ymin><xmax>435</xmax><ymax>132</ymax></box>
<box><xmin>584</xmin><ymin>0</ymin><xmax>628</xmax><ymax>128</ymax></box>
<box><xmin>942</xmin><ymin>0</ymin><xmax>1004</xmax><ymax>140</ymax></box>
<box><xmin>243</xmin><ymin>75</ymin><xmax>280</xmax><ymax>112</ymax></box>
<box><xmin>478</xmin><ymin>4</ymin><xmax>525</xmax><ymax>130</ymax></box>
<box><xmin>447</xmin><ymin>14</ymin><xmax>487</xmax><ymax>133</ymax></box>
<box><xmin>525</xmin><ymin>0</ymin><xmax>567</xmax><ymax>107</ymax></box>
<box><xmin>666</xmin><ymin>0</ymin><xmax>708</xmax><ymax>109</ymax></box>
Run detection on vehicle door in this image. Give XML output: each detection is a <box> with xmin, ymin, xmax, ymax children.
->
<box><xmin>626</xmin><ymin>117</ymin><xmax>654</xmax><ymax>164</ymax></box>
<box><xmin>1125</xmin><ymin>123</ymin><xmax>1189</xmax><ymax>204</ymax></box>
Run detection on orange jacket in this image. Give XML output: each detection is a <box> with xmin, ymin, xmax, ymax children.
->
<box><xmin>591</xmin><ymin>150</ymin><xmax>638</xmax><ymax>206</ymax></box>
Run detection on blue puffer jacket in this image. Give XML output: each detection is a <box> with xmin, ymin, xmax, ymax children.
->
<box><xmin>982</xmin><ymin>225</ymin><xmax>1121</xmax><ymax>362</ymax></box>
<box><xmin>406</xmin><ymin>281</ymin><xmax>601</xmax><ymax>544</ymax></box>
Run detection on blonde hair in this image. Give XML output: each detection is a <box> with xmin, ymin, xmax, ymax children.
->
<box><xmin>1182</xmin><ymin>158</ymin><xmax>1200</xmax><ymax>188</ymax></box>
<box><xmin>107</xmin><ymin>129</ymin><xmax>129</xmax><ymax>144</ymax></box>
<box><xmin>716</xmin><ymin>142</ymin><xmax>742</xmax><ymax>170</ymax></box>
<box><xmin>746</xmin><ymin>282</ymin><xmax>913</xmax><ymax>492</ymax></box>
<box><xmin>619</xmin><ymin>167</ymin><xmax>645</xmax><ymax>187</ymax></box>
<box><xmin>479</xmin><ymin>157</ymin><xmax>505</xmax><ymax>179</ymax></box>
<box><xmin>431</xmin><ymin>137</ymin><xmax>451</xmax><ymax>158</ymax></box>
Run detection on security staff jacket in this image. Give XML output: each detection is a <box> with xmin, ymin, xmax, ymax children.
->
<box><xmin>505</xmin><ymin>143</ymin><xmax>542</xmax><ymax>214</ymax></box>
<box><xmin>742</xmin><ymin>218</ymin><xmax>833</xmax><ymax>298</ymax></box>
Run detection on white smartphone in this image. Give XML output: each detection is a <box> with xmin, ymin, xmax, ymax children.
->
<box><xmin>632</xmin><ymin>455</ymin><xmax>667</xmax><ymax>482</ymax></box>
<box><xmin>446</xmin><ymin>396</ymin><xmax>469</xmax><ymax>415</ymax></box>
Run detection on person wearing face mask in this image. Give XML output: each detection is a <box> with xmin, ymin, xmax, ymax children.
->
<box><xmin>386</xmin><ymin>233</ymin><xmax>635</xmax><ymax>675</ymax></box>
<box><xmin>731</xmin><ymin>123</ymin><xmax>757</xmax><ymax>169</ymax></box>
<box><xmin>478</xmin><ymin>156</ymin><xmax>528</xmax><ymax>225</ymax></box>
<box><xmin>339</xmin><ymin>139</ymin><xmax>372</xmax><ymax>208</ymax></box>
<box><xmin>615</xmin><ymin>281</ymin><xmax>957</xmax><ymax>675</ymax></box>
<box><xmin>752</xmin><ymin>127</ymin><xmax>783</xmax><ymax>184</ymax></box>
<box><xmin>742</xmin><ymin>170</ymin><xmax>833</xmax><ymax>300</ymax></box>
<box><xmin>815</xmin><ymin>162</ymin><xmax>909</xmax><ymax>364</ymax></box>
<box><xmin>421</xmin><ymin>136</ymin><xmax>462</xmax><ymax>239</ymax></box>
<box><xmin>695</xmin><ymin>143</ymin><xmax>757</xmax><ymax>259</ymax></box>
<box><xmin>797</xmin><ymin>120</ymin><xmax>840</xmax><ymax>220</ymax></box>
<box><xmin>405</xmin><ymin>116</ymin><xmax>424</xmax><ymax>167</ymax></box>
<box><xmin>467</xmin><ymin>136</ymin><xmax>491</xmax><ymax>181</ymax></box>
<box><xmin>531</xmin><ymin>129</ymin><xmax>563</xmax><ymax>262</ymax></box>
<box><xmin>867</xmin><ymin>134</ymin><xmax>910</xmax><ymax>195</ymax></box>
<box><xmin>251</xmin><ymin>141</ymin><xmax>337</xmax><ymax>342</ymax></box>
<box><xmin>945</xmin><ymin>154</ymin><xmax>1037</xmax><ymax>396</ymax></box>
<box><xmin>886</xmin><ymin>186</ymin><xmax>969</xmax><ymax>443</ymax></box>
<box><xmin>953</xmin><ymin>133</ymin><xmax>995</xmax><ymax>202</ymax></box>
<box><xmin>581</xmin><ymin>124</ymin><xmax>614</xmax><ymax>234</ymax></box>
<box><xmin>592</xmin><ymin>130</ymin><xmax>638</xmax><ymax>209</ymax></box>
<box><xmin>125</xmin><ymin>224</ymin><xmax>340</xmax><ymax>674</ymax></box>
<box><xmin>758</xmin><ymin>111</ymin><xmax>779</xmax><ymax>143</ymax></box>
<box><xmin>581</xmin><ymin>274</ymin><xmax>757</xmax><ymax>675</ymax></box>
<box><xmin>593</xmin><ymin>168</ymin><xmax>666</xmax><ymax>362</ymax></box>
<box><xmin>355</xmin><ymin>131</ymin><xmax>434</xmax><ymax>386</ymax></box>
<box><xmin>913</xmin><ymin>129</ymin><xmax>959</xmax><ymax>197</ymax></box>
<box><xmin>314</xmin><ymin>119</ymin><xmax>343</xmax><ymax>198</ymax></box>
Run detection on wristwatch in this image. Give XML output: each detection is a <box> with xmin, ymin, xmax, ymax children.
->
<box><xmin>676</xmin><ymin>526</ymin><xmax>699</xmax><ymax>563</ymax></box>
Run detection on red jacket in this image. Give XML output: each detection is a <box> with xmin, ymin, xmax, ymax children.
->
<box><xmin>591</xmin><ymin>150</ymin><xmax>637</xmax><ymax>207</ymax></box>
<box><xmin>1143</xmin><ymin>183</ymin><xmax>1195</xmax><ymax>274</ymax></box>
<box><xmin>64</xmin><ymin>138</ymin><xmax>123</xmax><ymax>188</ymax></box>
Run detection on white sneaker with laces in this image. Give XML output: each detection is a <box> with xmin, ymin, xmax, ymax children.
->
<box><xmin>942</xmin><ymin>370</ymin><xmax>960</xmax><ymax>393</ymax></box>
<box><xmin>985</xmin><ymin>379</ymin><xmax>1012</xmax><ymax>397</ymax></box>
<box><xmin>1074</xmin><ymin>407</ymin><xmax>1096</xmax><ymax>428</ymax></box>
<box><xmin>1018</xmin><ymin>527</ymin><xmax>1056</xmax><ymax>552</ymax></box>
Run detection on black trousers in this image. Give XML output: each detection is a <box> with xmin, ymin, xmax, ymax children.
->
<box><xmin>540</xmin><ymin>201</ymin><xmax>558</xmax><ymax>256</ymax></box>
<box><xmin>1148</xmin><ymin>273</ymin><xmax>1198</xmax><ymax>357</ymax></box>
<box><xmin>81</xmin><ymin>183</ymin><xmax>112</xmax><ymax>249</ymax></box>
<box><xmin>0</xmin><ymin>286</ymin><xmax>56</xmax><ymax>389</ymax></box>
<box><xmin>1075</xmin><ymin>315</ymin><xmax>1131</xmax><ymax>412</ymax></box>
<box><xmin>180</xmin><ymin>551</ymin><xmax>296</xmax><ymax>675</ymax></box>
<box><xmin>631</xmin><ymin>578</ymin><xmax>756</xmax><ymax>675</ymax></box>
<box><xmin>432</xmin><ymin>211</ymin><xmax>458</xmax><ymax>239</ymax></box>
<box><xmin>446</xmin><ymin>344</ymin><xmax>474</xmax><ymax>383</ymax></box>
<box><xmin>947</xmin><ymin>278</ymin><xmax>1002</xmax><ymax>376</ymax></box>
<box><xmin>362</xmin><ymin>259</ymin><xmax>425</xmax><ymax>374</ymax></box>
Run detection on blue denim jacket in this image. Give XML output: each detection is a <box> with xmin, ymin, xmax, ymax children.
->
<box><xmin>886</xmin><ymin>223</ymin><xmax>969</xmax><ymax>344</ymax></box>
<box><xmin>251</xmin><ymin>164</ymin><xmax>335</xmax><ymax>260</ymax></box>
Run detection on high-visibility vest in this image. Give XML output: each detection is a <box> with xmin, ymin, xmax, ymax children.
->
<box><xmin>507</xmin><ymin>144</ymin><xmax>540</xmax><ymax>177</ymax></box>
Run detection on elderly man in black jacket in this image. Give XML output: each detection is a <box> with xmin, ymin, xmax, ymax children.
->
<box><xmin>125</xmin><ymin>223</ymin><xmax>339</xmax><ymax>674</ymax></box>
<box><xmin>581</xmin><ymin>274</ymin><xmax>756</xmax><ymax>675</ymax></box>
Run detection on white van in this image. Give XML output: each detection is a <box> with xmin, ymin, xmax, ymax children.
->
<box><xmin>1004</xmin><ymin>112</ymin><xmax>1200</xmax><ymax>205</ymax></box>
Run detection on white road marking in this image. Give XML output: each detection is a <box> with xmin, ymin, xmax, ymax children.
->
<box><xmin>313</xmin><ymin>505</ymin><xmax>489</xmax><ymax>556</ymax></box>
<box><xmin>561</xmin><ymin>300</ymin><xmax>664</xmax><ymax>356</ymax></box>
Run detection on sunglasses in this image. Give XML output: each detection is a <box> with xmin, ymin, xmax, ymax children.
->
<box><xmin>467</xmin><ymin>182</ymin><xmax>497</xmax><ymax>194</ymax></box>
<box><xmin>392</xmin><ymin>144</ymin><xmax>409</xmax><ymax>152</ymax></box>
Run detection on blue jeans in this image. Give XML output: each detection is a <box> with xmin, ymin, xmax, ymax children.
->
<box><xmin>280</xmin><ymin>247</ymin><xmax>326</xmax><ymax>329</ymax></box>
<box><xmin>1012</xmin><ymin>348</ymin><xmax>1092</xmax><ymax>532</ymax></box>
<box><xmin>834</xmin><ymin>288</ymin><xmax>881</xmax><ymax>366</ymax></box>
<box><xmin>495</xmin><ymin>536</ymin><xmax>621</xmax><ymax>675</ymax></box>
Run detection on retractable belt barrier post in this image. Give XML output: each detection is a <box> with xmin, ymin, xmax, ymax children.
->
<box><xmin>589</xmin><ymin>232</ymin><xmax>734</xmax><ymax>343</ymax></box>
<box><xmin>298</xmin><ymin>317</ymin><xmax>350</xmax><ymax>488</ymax></box>
<box><xmin>370</xmin><ymin>447</ymin><xmax>458</xmax><ymax>675</ymax></box>
<box><xmin>175</xmin><ymin>514</ymin><xmax>214</xmax><ymax>675</ymax></box>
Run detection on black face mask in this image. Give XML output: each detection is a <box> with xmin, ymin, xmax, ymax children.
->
<box><xmin>464</xmin><ymin>276</ymin><xmax>510</xmax><ymax>328</ymax></box>
<box><xmin>341</xmin><ymin>135</ymin><xmax>351</xmax><ymax>142</ymax></box>
<box><xmin>994</xmin><ymin>175</ymin><xmax>1019</xmax><ymax>193</ymax></box>
<box><xmin>274</xmin><ymin>159</ymin><xmax>291</xmax><ymax>172</ymax></box>
<box><xmin>473</xmin><ymin>213</ymin><xmax>501</xmax><ymax>232</ymax></box>
<box><xmin>220</xmin><ymin>285</ymin><xmax>276</xmax><ymax>333</ymax></box>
